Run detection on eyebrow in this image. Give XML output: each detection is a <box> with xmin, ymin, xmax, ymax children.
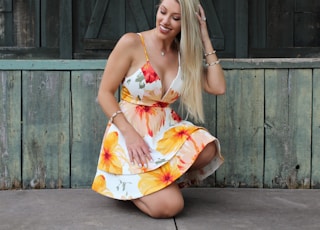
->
<box><xmin>160</xmin><ymin>5</ymin><xmax>181</xmax><ymax>16</ymax></box>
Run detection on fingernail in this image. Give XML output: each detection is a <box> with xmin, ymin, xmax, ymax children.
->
<box><xmin>138</xmin><ymin>163</ymin><xmax>142</xmax><ymax>168</ymax></box>
<box><xmin>143</xmin><ymin>163</ymin><xmax>147</xmax><ymax>168</ymax></box>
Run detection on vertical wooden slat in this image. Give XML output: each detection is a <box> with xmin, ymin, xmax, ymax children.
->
<box><xmin>0</xmin><ymin>71</ymin><xmax>21</xmax><ymax>189</ymax></box>
<box><xmin>235</xmin><ymin>0</ymin><xmax>248</xmax><ymax>58</ymax></box>
<box><xmin>22</xmin><ymin>71</ymin><xmax>70</xmax><ymax>189</ymax></box>
<box><xmin>201</xmin><ymin>93</ymin><xmax>217</xmax><ymax>186</ymax></box>
<box><xmin>71</xmin><ymin>71</ymin><xmax>107</xmax><ymax>188</ymax></box>
<box><xmin>265</xmin><ymin>69</ymin><xmax>312</xmax><ymax>188</ymax></box>
<box><xmin>312</xmin><ymin>69</ymin><xmax>320</xmax><ymax>188</ymax></box>
<box><xmin>59</xmin><ymin>0</ymin><xmax>72</xmax><ymax>58</ymax></box>
<box><xmin>249</xmin><ymin>0</ymin><xmax>266</xmax><ymax>49</ymax></box>
<box><xmin>216</xmin><ymin>69</ymin><xmax>264</xmax><ymax>188</ymax></box>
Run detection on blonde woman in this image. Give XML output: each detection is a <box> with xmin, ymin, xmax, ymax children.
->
<box><xmin>92</xmin><ymin>0</ymin><xmax>226</xmax><ymax>218</ymax></box>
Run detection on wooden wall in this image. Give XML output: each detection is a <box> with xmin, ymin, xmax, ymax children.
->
<box><xmin>1</xmin><ymin>59</ymin><xmax>319</xmax><ymax>190</ymax></box>
<box><xmin>0</xmin><ymin>0</ymin><xmax>319</xmax><ymax>59</ymax></box>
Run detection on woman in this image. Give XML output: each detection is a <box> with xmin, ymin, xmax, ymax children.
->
<box><xmin>92</xmin><ymin>0</ymin><xmax>226</xmax><ymax>218</ymax></box>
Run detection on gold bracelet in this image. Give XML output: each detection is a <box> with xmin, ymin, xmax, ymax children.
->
<box><xmin>110</xmin><ymin>110</ymin><xmax>122</xmax><ymax>123</ymax></box>
<box><xmin>205</xmin><ymin>59</ymin><xmax>220</xmax><ymax>67</ymax></box>
<box><xmin>204</xmin><ymin>50</ymin><xmax>216</xmax><ymax>57</ymax></box>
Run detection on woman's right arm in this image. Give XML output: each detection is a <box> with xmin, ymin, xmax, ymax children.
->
<box><xmin>97</xmin><ymin>33</ymin><xmax>152</xmax><ymax>167</ymax></box>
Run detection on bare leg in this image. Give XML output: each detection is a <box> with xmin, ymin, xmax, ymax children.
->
<box><xmin>189</xmin><ymin>141</ymin><xmax>217</xmax><ymax>171</ymax></box>
<box><xmin>132</xmin><ymin>183</ymin><xmax>184</xmax><ymax>218</ymax></box>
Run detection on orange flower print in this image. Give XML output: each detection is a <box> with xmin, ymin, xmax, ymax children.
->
<box><xmin>156</xmin><ymin>126</ymin><xmax>198</xmax><ymax>155</ymax></box>
<box><xmin>171</xmin><ymin>110</ymin><xmax>182</xmax><ymax>122</ymax></box>
<box><xmin>142</xmin><ymin>62</ymin><xmax>160</xmax><ymax>84</ymax></box>
<box><xmin>125</xmin><ymin>105</ymin><xmax>165</xmax><ymax>137</ymax></box>
<box><xmin>138</xmin><ymin>163</ymin><xmax>181</xmax><ymax>195</ymax></box>
<box><xmin>92</xmin><ymin>175</ymin><xmax>114</xmax><ymax>197</ymax></box>
<box><xmin>98</xmin><ymin>131</ymin><xmax>124</xmax><ymax>174</ymax></box>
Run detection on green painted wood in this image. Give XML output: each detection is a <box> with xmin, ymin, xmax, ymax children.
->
<box><xmin>249</xmin><ymin>0</ymin><xmax>266</xmax><ymax>49</ymax></box>
<box><xmin>0</xmin><ymin>60</ymin><xmax>106</xmax><ymax>70</ymax></box>
<box><xmin>0</xmin><ymin>71</ymin><xmax>21</xmax><ymax>189</ymax></box>
<box><xmin>201</xmin><ymin>0</ymin><xmax>225</xmax><ymax>50</ymax></box>
<box><xmin>84</xmin><ymin>0</ymin><xmax>110</xmax><ymax>39</ymax></box>
<box><xmin>201</xmin><ymin>93</ymin><xmax>218</xmax><ymax>186</ymax></box>
<box><xmin>216</xmin><ymin>69</ymin><xmax>264</xmax><ymax>188</ymax></box>
<box><xmin>59</xmin><ymin>0</ymin><xmax>72</xmax><ymax>58</ymax></box>
<box><xmin>22</xmin><ymin>71</ymin><xmax>70</xmax><ymax>189</ymax></box>
<box><xmin>127</xmin><ymin>0</ymin><xmax>151</xmax><ymax>32</ymax></box>
<box><xmin>70</xmin><ymin>71</ymin><xmax>107</xmax><ymax>188</ymax></box>
<box><xmin>264</xmin><ymin>69</ymin><xmax>312</xmax><ymax>188</ymax></box>
<box><xmin>99</xmin><ymin>0</ymin><xmax>126</xmax><ymax>40</ymax></box>
<box><xmin>312</xmin><ymin>69</ymin><xmax>320</xmax><ymax>188</ymax></box>
<box><xmin>1</xmin><ymin>59</ymin><xmax>320</xmax><ymax>71</ymax></box>
<box><xmin>235</xmin><ymin>0</ymin><xmax>248</xmax><ymax>58</ymax></box>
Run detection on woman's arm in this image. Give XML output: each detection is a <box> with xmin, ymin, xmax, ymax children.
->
<box><xmin>197</xmin><ymin>4</ymin><xmax>226</xmax><ymax>95</ymax></box>
<box><xmin>97</xmin><ymin>33</ymin><xmax>152</xmax><ymax>167</ymax></box>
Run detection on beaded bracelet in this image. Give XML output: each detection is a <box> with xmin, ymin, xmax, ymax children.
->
<box><xmin>204</xmin><ymin>50</ymin><xmax>216</xmax><ymax>57</ymax></box>
<box><xmin>205</xmin><ymin>59</ymin><xmax>220</xmax><ymax>67</ymax></box>
<box><xmin>110</xmin><ymin>110</ymin><xmax>122</xmax><ymax>123</ymax></box>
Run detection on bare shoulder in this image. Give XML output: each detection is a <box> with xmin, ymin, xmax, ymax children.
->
<box><xmin>114</xmin><ymin>32</ymin><xmax>140</xmax><ymax>52</ymax></box>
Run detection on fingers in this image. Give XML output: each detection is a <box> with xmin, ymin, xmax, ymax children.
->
<box><xmin>128</xmin><ymin>146</ymin><xmax>152</xmax><ymax>168</ymax></box>
<box><xmin>196</xmin><ymin>4</ymin><xmax>207</xmax><ymax>23</ymax></box>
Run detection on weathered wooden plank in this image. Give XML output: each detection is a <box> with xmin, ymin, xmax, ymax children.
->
<box><xmin>99</xmin><ymin>0</ymin><xmax>125</xmax><ymax>40</ymax></box>
<box><xmin>235</xmin><ymin>0</ymin><xmax>248</xmax><ymax>58</ymax></box>
<box><xmin>249</xmin><ymin>0</ymin><xmax>266</xmax><ymax>49</ymax></box>
<box><xmin>13</xmin><ymin>0</ymin><xmax>40</xmax><ymax>47</ymax></box>
<box><xmin>71</xmin><ymin>71</ymin><xmax>107</xmax><ymax>188</ymax></box>
<box><xmin>216</xmin><ymin>69</ymin><xmax>264</xmax><ymax>188</ymax></box>
<box><xmin>84</xmin><ymin>0</ymin><xmax>110</xmax><ymax>39</ymax></box>
<box><xmin>41</xmin><ymin>0</ymin><xmax>60</xmax><ymax>48</ymax></box>
<box><xmin>1</xmin><ymin>59</ymin><xmax>320</xmax><ymax>71</ymax></box>
<box><xmin>201</xmin><ymin>92</ymin><xmax>218</xmax><ymax>186</ymax></box>
<box><xmin>127</xmin><ymin>0</ymin><xmax>150</xmax><ymax>32</ymax></box>
<box><xmin>22</xmin><ymin>71</ymin><xmax>70</xmax><ymax>189</ymax></box>
<box><xmin>264</xmin><ymin>69</ymin><xmax>312</xmax><ymax>188</ymax></box>
<box><xmin>201</xmin><ymin>0</ymin><xmax>225</xmax><ymax>50</ymax></box>
<box><xmin>0</xmin><ymin>60</ymin><xmax>106</xmax><ymax>70</ymax></box>
<box><xmin>59</xmin><ymin>0</ymin><xmax>72</xmax><ymax>58</ymax></box>
<box><xmin>312</xmin><ymin>69</ymin><xmax>320</xmax><ymax>188</ymax></box>
<box><xmin>0</xmin><ymin>71</ymin><xmax>21</xmax><ymax>189</ymax></box>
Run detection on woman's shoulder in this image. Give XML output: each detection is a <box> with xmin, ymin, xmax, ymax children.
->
<box><xmin>116</xmin><ymin>32</ymin><xmax>141</xmax><ymax>50</ymax></box>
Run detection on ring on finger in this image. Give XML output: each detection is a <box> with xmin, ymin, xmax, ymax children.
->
<box><xmin>202</xmin><ymin>17</ymin><xmax>206</xmax><ymax>21</ymax></box>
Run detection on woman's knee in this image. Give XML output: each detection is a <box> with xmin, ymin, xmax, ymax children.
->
<box><xmin>148</xmin><ymin>195</ymin><xmax>184</xmax><ymax>218</ymax></box>
<box><xmin>133</xmin><ymin>183</ymin><xmax>184</xmax><ymax>218</ymax></box>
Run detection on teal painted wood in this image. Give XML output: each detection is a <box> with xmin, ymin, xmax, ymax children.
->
<box><xmin>264</xmin><ymin>69</ymin><xmax>312</xmax><ymax>188</ymax></box>
<box><xmin>127</xmin><ymin>0</ymin><xmax>151</xmax><ymax>31</ymax></box>
<box><xmin>85</xmin><ymin>0</ymin><xmax>110</xmax><ymax>38</ymax></box>
<box><xmin>201</xmin><ymin>0</ymin><xmax>225</xmax><ymax>50</ymax></box>
<box><xmin>59</xmin><ymin>0</ymin><xmax>73</xmax><ymax>58</ymax></box>
<box><xmin>22</xmin><ymin>71</ymin><xmax>70</xmax><ymax>189</ymax></box>
<box><xmin>216</xmin><ymin>69</ymin><xmax>264</xmax><ymax>188</ymax></box>
<box><xmin>201</xmin><ymin>93</ymin><xmax>218</xmax><ymax>186</ymax></box>
<box><xmin>312</xmin><ymin>69</ymin><xmax>320</xmax><ymax>188</ymax></box>
<box><xmin>70</xmin><ymin>71</ymin><xmax>107</xmax><ymax>188</ymax></box>
<box><xmin>0</xmin><ymin>71</ymin><xmax>21</xmax><ymax>189</ymax></box>
<box><xmin>235</xmin><ymin>0</ymin><xmax>248</xmax><ymax>58</ymax></box>
<box><xmin>0</xmin><ymin>60</ymin><xmax>106</xmax><ymax>70</ymax></box>
<box><xmin>1</xmin><ymin>59</ymin><xmax>320</xmax><ymax>71</ymax></box>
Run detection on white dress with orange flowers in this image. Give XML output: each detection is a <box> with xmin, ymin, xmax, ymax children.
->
<box><xmin>92</xmin><ymin>33</ymin><xmax>224</xmax><ymax>200</ymax></box>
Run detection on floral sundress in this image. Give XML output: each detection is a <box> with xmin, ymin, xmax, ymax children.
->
<box><xmin>92</xmin><ymin>33</ymin><xmax>224</xmax><ymax>200</ymax></box>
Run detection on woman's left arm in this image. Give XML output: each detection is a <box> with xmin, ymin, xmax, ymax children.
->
<box><xmin>197</xmin><ymin>4</ymin><xmax>226</xmax><ymax>95</ymax></box>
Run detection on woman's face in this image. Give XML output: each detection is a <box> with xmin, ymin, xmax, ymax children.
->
<box><xmin>156</xmin><ymin>0</ymin><xmax>181</xmax><ymax>38</ymax></box>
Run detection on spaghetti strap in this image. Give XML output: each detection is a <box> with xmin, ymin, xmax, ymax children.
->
<box><xmin>137</xmin><ymin>33</ymin><xmax>149</xmax><ymax>62</ymax></box>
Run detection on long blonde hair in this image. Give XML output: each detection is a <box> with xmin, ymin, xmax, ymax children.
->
<box><xmin>177</xmin><ymin>0</ymin><xmax>205</xmax><ymax>123</ymax></box>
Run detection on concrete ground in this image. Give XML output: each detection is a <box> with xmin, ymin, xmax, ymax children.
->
<box><xmin>0</xmin><ymin>188</ymin><xmax>319</xmax><ymax>230</ymax></box>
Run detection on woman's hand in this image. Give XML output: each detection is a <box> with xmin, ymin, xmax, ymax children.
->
<box><xmin>123</xmin><ymin>127</ymin><xmax>153</xmax><ymax>168</ymax></box>
<box><xmin>196</xmin><ymin>4</ymin><xmax>210</xmax><ymax>42</ymax></box>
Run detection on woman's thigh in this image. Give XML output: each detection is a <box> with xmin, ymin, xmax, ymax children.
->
<box><xmin>132</xmin><ymin>183</ymin><xmax>184</xmax><ymax>218</ymax></box>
